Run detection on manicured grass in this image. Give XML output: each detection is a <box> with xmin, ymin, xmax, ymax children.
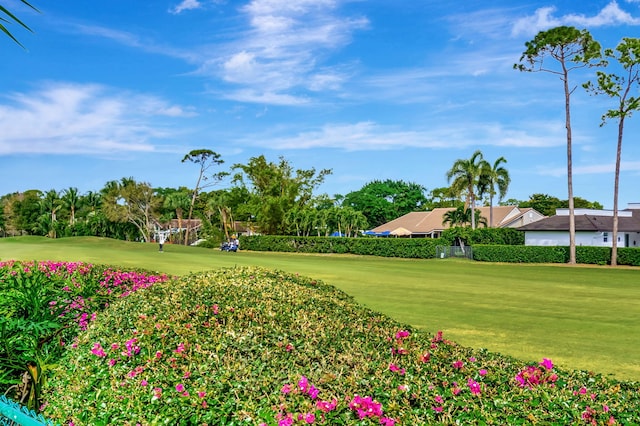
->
<box><xmin>1</xmin><ymin>236</ymin><xmax>639</xmax><ymax>381</ymax></box>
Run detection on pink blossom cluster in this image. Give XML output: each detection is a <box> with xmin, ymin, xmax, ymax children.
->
<box><xmin>515</xmin><ymin>358</ymin><xmax>558</xmax><ymax>388</ymax></box>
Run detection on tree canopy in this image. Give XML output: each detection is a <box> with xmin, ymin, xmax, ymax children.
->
<box><xmin>342</xmin><ymin>180</ymin><xmax>427</xmax><ymax>228</ymax></box>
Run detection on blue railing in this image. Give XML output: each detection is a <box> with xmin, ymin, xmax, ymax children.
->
<box><xmin>0</xmin><ymin>396</ymin><xmax>55</xmax><ymax>426</ymax></box>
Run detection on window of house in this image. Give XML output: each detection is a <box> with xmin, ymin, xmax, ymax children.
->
<box><xmin>603</xmin><ymin>232</ymin><xmax>608</xmax><ymax>242</ymax></box>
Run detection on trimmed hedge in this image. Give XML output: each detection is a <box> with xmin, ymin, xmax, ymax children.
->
<box><xmin>240</xmin><ymin>235</ymin><xmax>443</xmax><ymax>259</ymax></box>
<box><xmin>474</xmin><ymin>245</ymin><xmax>640</xmax><ymax>266</ymax></box>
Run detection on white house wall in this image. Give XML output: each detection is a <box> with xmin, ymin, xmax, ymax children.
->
<box><xmin>525</xmin><ymin>231</ymin><xmax>640</xmax><ymax>247</ymax></box>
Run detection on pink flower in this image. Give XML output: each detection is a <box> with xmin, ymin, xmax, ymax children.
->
<box><xmin>539</xmin><ymin>358</ymin><xmax>554</xmax><ymax>370</ymax></box>
<box><xmin>301</xmin><ymin>412</ymin><xmax>315</xmax><ymax>424</ymax></box>
<box><xmin>467</xmin><ymin>378</ymin><xmax>481</xmax><ymax>395</ymax></box>
<box><xmin>316</xmin><ymin>399</ymin><xmax>337</xmax><ymax>413</ymax></box>
<box><xmin>420</xmin><ymin>352</ymin><xmax>431</xmax><ymax>363</ymax></box>
<box><xmin>434</xmin><ymin>395</ymin><xmax>444</xmax><ymax>404</ymax></box>
<box><xmin>175</xmin><ymin>383</ymin><xmax>185</xmax><ymax>392</ymax></box>
<box><xmin>479</xmin><ymin>369</ymin><xmax>488</xmax><ymax>376</ymax></box>
<box><xmin>91</xmin><ymin>343</ymin><xmax>106</xmax><ymax>357</ymax></box>
<box><xmin>153</xmin><ymin>387</ymin><xmax>162</xmax><ymax>399</ymax></box>
<box><xmin>174</xmin><ymin>343</ymin><xmax>185</xmax><ymax>353</ymax></box>
<box><xmin>281</xmin><ymin>384</ymin><xmax>292</xmax><ymax>394</ymax></box>
<box><xmin>298</xmin><ymin>376</ymin><xmax>309</xmax><ymax>392</ymax></box>
<box><xmin>198</xmin><ymin>391</ymin><xmax>206</xmax><ymax>398</ymax></box>
<box><xmin>452</xmin><ymin>360</ymin><xmax>464</xmax><ymax>369</ymax></box>
<box><xmin>433</xmin><ymin>406</ymin><xmax>443</xmax><ymax>413</ymax></box>
<box><xmin>155</xmin><ymin>351</ymin><xmax>163</xmax><ymax>359</ymax></box>
<box><xmin>380</xmin><ymin>417</ymin><xmax>396</xmax><ymax>426</ymax></box>
<box><xmin>398</xmin><ymin>385</ymin><xmax>409</xmax><ymax>392</ymax></box>
<box><xmin>182</xmin><ymin>371</ymin><xmax>191</xmax><ymax>379</ymax></box>
<box><xmin>395</xmin><ymin>330</ymin><xmax>410</xmax><ymax>340</ymax></box>
<box><xmin>389</xmin><ymin>363</ymin><xmax>405</xmax><ymax>375</ymax></box>
<box><xmin>140</xmin><ymin>380</ymin><xmax>148</xmax><ymax>386</ymax></box>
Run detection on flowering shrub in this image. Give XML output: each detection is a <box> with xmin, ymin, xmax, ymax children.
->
<box><xmin>0</xmin><ymin>260</ymin><xmax>169</xmax><ymax>410</ymax></box>
<box><xmin>37</xmin><ymin>266</ymin><xmax>640</xmax><ymax>425</ymax></box>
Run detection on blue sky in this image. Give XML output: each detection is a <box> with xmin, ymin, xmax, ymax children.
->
<box><xmin>2</xmin><ymin>0</ymin><xmax>640</xmax><ymax>209</ymax></box>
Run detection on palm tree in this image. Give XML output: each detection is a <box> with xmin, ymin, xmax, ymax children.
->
<box><xmin>1</xmin><ymin>0</ymin><xmax>38</xmax><ymax>47</ymax></box>
<box><xmin>481</xmin><ymin>157</ymin><xmax>511</xmax><ymax>227</ymax></box>
<box><xmin>61</xmin><ymin>187</ymin><xmax>80</xmax><ymax>226</ymax></box>
<box><xmin>446</xmin><ymin>150</ymin><xmax>486</xmax><ymax>230</ymax></box>
<box><xmin>442</xmin><ymin>206</ymin><xmax>469</xmax><ymax>228</ymax></box>
<box><xmin>40</xmin><ymin>190</ymin><xmax>61</xmax><ymax>238</ymax></box>
<box><xmin>164</xmin><ymin>192</ymin><xmax>191</xmax><ymax>244</ymax></box>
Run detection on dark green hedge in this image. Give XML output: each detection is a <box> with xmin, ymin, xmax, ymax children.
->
<box><xmin>239</xmin><ymin>235</ymin><xmax>443</xmax><ymax>259</ymax></box>
<box><xmin>474</xmin><ymin>245</ymin><xmax>640</xmax><ymax>266</ymax></box>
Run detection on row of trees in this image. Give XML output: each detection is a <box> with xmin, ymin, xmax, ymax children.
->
<box><xmin>1</xmin><ymin>147</ymin><xmax>605</xmax><ymax>244</ymax></box>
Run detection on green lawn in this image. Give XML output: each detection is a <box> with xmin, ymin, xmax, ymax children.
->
<box><xmin>2</xmin><ymin>236</ymin><xmax>639</xmax><ymax>381</ymax></box>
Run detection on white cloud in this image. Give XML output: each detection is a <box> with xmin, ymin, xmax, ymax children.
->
<box><xmin>0</xmin><ymin>83</ymin><xmax>192</xmax><ymax>155</ymax></box>
<box><xmin>170</xmin><ymin>0</ymin><xmax>202</xmax><ymax>15</ymax></box>
<box><xmin>209</xmin><ymin>0</ymin><xmax>369</xmax><ymax>105</ymax></box>
<box><xmin>236</xmin><ymin>120</ymin><xmax>565</xmax><ymax>152</ymax></box>
<box><xmin>512</xmin><ymin>1</ymin><xmax>640</xmax><ymax>37</ymax></box>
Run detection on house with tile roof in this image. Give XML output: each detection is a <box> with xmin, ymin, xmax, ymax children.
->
<box><xmin>370</xmin><ymin>206</ymin><xmax>544</xmax><ymax>238</ymax></box>
<box><xmin>518</xmin><ymin>203</ymin><xmax>640</xmax><ymax>247</ymax></box>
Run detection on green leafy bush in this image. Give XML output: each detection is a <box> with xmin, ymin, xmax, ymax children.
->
<box><xmin>474</xmin><ymin>245</ymin><xmax>640</xmax><ymax>265</ymax></box>
<box><xmin>42</xmin><ymin>267</ymin><xmax>640</xmax><ymax>425</ymax></box>
<box><xmin>473</xmin><ymin>245</ymin><xmax>569</xmax><ymax>263</ymax></box>
<box><xmin>0</xmin><ymin>261</ymin><xmax>169</xmax><ymax>411</ymax></box>
<box><xmin>240</xmin><ymin>236</ymin><xmax>442</xmax><ymax>258</ymax></box>
<box><xmin>441</xmin><ymin>227</ymin><xmax>525</xmax><ymax>246</ymax></box>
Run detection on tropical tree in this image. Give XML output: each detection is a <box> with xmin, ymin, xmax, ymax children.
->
<box><xmin>583</xmin><ymin>37</ymin><xmax>640</xmax><ymax>266</ymax></box>
<box><xmin>181</xmin><ymin>150</ymin><xmax>227</xmax><ymax>245</ymax></box>
<box><xmin>232</xmin><ymin>155</ymin><xmax>331</xmax><ymax>235</ymax></box>
<box><xmin>40</xmin><ymin>190</ymin><xmax>61</xmax><ymax>238</ymax></box>
<box><xmin>515</xmin><ymin>26</ymin><xmax>603</xmax><ymax>264</ymax></box>
<box><xmin>101</xmin><ymin>178</ymin><xmax>160</xmax><ymax>242</ymax></box>
<box><xmin>446</xmin><ymin>150</ymin><xmax>486</xmax><ymax>230</ymax></box>
<box><xmin>442</xmin><ymin>206</ymin><xmax>487</xmax><ymax>229</ymax></box>
<box><xmin>1</xmin><ymin>0</ymin><xmax>38</xmax><ymax>47</ymax></box>
<box><xmin>481</xmin><ymin>157</ymin><xmax>510</xmax><ymax>227</ymax></box>
<box><xmin>163</xmin><ymin>191</ymin><xmax>191</xmax><ymax>244</ymax></box>
<box><xmin>427</xmin><ymin>186</ymin><xmax>463</xmax><ymax>209</ymax></box>
<box><xmin>61</xmin><ymin>187</ymin><xmax>80</xmax><ymax>226</ymax></box>
<box><xmin>342</xmin><ymin>180</ymin><xmax>428</xmax><ymax>228</ymax></box>
<box><xmin>442</xmin><ymin>206</ymin><xmax>470</xmax><ymax>228</ymax></box>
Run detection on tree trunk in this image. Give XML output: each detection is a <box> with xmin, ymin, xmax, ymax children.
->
<box><xmin>563</xmin><ymin>63</ymin><xmax>576</xmax><ymax>264</ymax></box>
<box><xmin>611</xmin><ymin>116</ymin><xmax>625</xmax><ymax>267</ymax></box>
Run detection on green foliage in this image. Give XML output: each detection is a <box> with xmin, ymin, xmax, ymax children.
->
<box><xmin>616</xmin><ymin>247</ymin><xmax>640</xmax><ymax>266</ymax></box>
<box><xmin>41</xmin><ymin>267</ymin><xmax>640</xmax><ymax>425</ymax></box>
<box><xmin>232</xmin><ymin>155</ymin><xmax>332</xmax><ymax>235</ymax></box>
<box><xmin>0</xmin><ymin>0</ymin><xmax>38</xmax><ymax>48</ymax></box>
<box><xmin>474</xmin><ymin>245</ymin><xmax>640</xmax><ymax>265</ymax></box>
<box><xmin>441</xmin><ymin>227</ymin><xmax>524</xmax><ymax>246</ymax></box>
<box><xmin>473</xmin><ymin>245</ymin><xmax>569</xmax><ymax>263</ymax></box>
<box><xmin>342</xmin><ymin>180</ymin><xmax>428</xmax><ymax>227</ymax></box>
<box><xmin>0</xmin><ymin>261</ymin><xmax>169</xmax><ymax>411</ymax></box>
<box><xmin>240</xmin><ymin>235</ymin><xmax>443</xmax><ymax>258</ymax></box>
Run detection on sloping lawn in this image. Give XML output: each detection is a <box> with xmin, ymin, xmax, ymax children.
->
<box><xmin>1</xmin><ymin>236</ymin><xmax>639</xmax><ymax>381</ymax></box>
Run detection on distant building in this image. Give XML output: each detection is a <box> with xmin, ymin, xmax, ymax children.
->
<box><xmin>370</xmin><ymin>206</ymin><xmax>544</xmax><ymax>238</ymax></box>
<box><xmin>518</xmin><ymin>203</ymin><xmax>640</xmax><ymax>247</ymax></box>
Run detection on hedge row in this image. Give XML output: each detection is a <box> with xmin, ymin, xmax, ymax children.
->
<box><xmin>240</xmin><ymin>235</ymin><xmax>443</xmax><ymax>259</ymax></box>
<box><xmin>474</xmin><ymin>245</ymin><xmax>640</xmax><ymax>266</ymax></box>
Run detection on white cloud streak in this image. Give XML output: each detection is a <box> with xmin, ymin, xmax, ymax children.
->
<box><xmin>170</xmin><ymin>0</ymin><xmax>203</xmax><ymax>15</ymax></box>
<box><xmin>208</xmin><ymin>0</ymin><xmax>369</xmax><ymax>104</ymax></box>
<box><xmin>512</xmin><ymin>1</ymin><xmax>640</xmax><ymax>37</ymax></box>
<box><xmin>237</xmin><ymin>120</ymin><xmax>565</xmax><ymax>152</ymax></box>
<box><xmin>0</xmin><ymin>83</ymin><xmax>194</xmax><ymax>155</ymax></box>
